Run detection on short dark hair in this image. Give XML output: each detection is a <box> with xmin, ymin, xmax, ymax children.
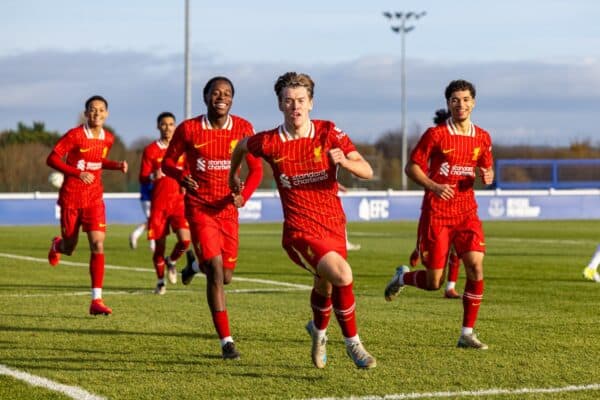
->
<box><xmin>444</xmin><ymin>80</ymin><xmax>476</xmax><ymax>101</ymax></box>
<box><xmin>203</xmin><ymin>76</ymin><xmax>235</xmax><ymax>100</ymax></box>
<box><xmin>85</xmin><ymin>95</ymin><xmax>108</xmax><ymax>111</ymax></box>
<box><xmin>274</xmin><ymin>72</ymin><xmax>315</xmax><ymax>101</ymax></box>
<box><xmin>156</xmin><ymin>111</ymin><xmax>176</xmax><ymax>124</ymax></box>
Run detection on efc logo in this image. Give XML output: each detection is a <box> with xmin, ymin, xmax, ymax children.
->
<box><xmin>229</xmin><ymin>139</ymin><xmax>238</xmax><ymax>154</ymax></box>
<box><xmin>472</xmin><ymin>147</ymin><xmax>480</xmax><ymax>161</ymax></box>
<box><xmin>102</xmin><ymin>147</ymin><xmax>108</xmax><ymax>158</ymax></box>
<box><xmin>196</xmin><ymin>157</ymin><xmax>207</xmax><ymax>172</ymax></box>
<box><xmin>358</xmin><ymin>198</ymin><xmax>389</xmax><ymax>221</ymax></box>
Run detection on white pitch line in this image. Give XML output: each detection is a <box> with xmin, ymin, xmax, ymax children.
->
<box><xmin>0</xmin><ymin>364</ymin><xmax>106</xmax><ymax>400</ymax></box>
<box><xmin>304</xmin><ymin>383</ymin><xmax>600</xmax><ymax>400</ymax></box>
<box><xmin>0</xmin><ymin>252</ymin><xmax>312</xmax><ymax>290</ymax></box>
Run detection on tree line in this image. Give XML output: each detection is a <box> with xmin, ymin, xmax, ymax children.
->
<box><xmin>1</xmin><ymin>121</ymin><xmax>598</xmax><ymax>193</ymax></box>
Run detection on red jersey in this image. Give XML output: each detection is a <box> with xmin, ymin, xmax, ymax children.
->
<box><xmin>49</xmin><ymin>124</ymin><xmax>115</xmax><ymax>208</ymax></box>
<box><xmin>411</xmin><ymin>119</ymin><xmax>493</xmax><ymax>221</ymax></box>
<box><xmin>139</xmin><ymin>140</ymin><xmax>185</xmax><ymax>208</ymax></box>
<box><xmin>246</xmin><ymin>120</ymin><xmax>355</xmax><ymax>238</ymax></box>
<box><xmin>162</xmin><ymin>114</ymin><xmax>262</xmax><ymax>219</ymax></box>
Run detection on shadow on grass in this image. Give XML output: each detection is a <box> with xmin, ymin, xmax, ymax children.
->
<box><xmin>0</xmin><ymin>324</ymin><xmax>212</xmax><ymax>339</ymax></box>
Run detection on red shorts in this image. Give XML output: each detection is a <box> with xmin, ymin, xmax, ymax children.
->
<box><xmin>60</xmin><ymin>202</ymin><xmax>106</xmax><ymax>239</ymax></box>
<box><xmin>147</xmin><ymin>203</ymin><xmax>189</xmax><ymax>240</ymax></box>
<box><xmin>417</xmin><ymin>212</ymin><xmax>485</xmax><ymax>270</ymax></box>
<box><xmin>187</xmin><ymin>212</ymin><xmax>239</xmax><ymax>269</ymax></box>
<box><xmin>282</xmin><ymin>230</ymin><xmax>347</xmax><ymax>275</ymax></box>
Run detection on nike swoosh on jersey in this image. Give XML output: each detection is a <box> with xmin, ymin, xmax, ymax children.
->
<box><xmin>79</xmin><ymin>148</ymin><xmax>91</xmax><ymax>153</ymax></box>
<box><xmin>194</xmin><ymin>143</ymin><xmax>209</xmax><ymax>149</ymax></box>
<box><xmin>274</xmin><ymin>156</ymin><xmax>287</xmax><ymax>163</ymax></box>
<box><xmin>442</xmin><ymin>149</ymin><xmax>455</xmax><ymax>154</ymax></box>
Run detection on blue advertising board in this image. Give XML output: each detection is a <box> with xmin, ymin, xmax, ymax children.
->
<box><xmin>0</xmin><ymin>189</ymin><xmax>599</xmax><ymax>226</ymax></box>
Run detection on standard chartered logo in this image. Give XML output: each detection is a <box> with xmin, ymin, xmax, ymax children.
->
<box><xmin>77</xmin><ymin>160</ymin><xmax>86</xmax><ymax>171</ymax></box>
<box><xmin>196</xmin><ymin>158</ymin><xmax>206</xmax><ymax>172</ymax></box>
<box><xmin>440</xmin><ymin>162</ymin><xmax>450</xmax><ymax>176</ymax></box>
<box><xmin>279</xmin><ymin>174</ymin><xmax>291</xmax><ymax>189</ymax></box>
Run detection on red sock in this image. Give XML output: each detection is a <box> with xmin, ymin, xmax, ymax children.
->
<box><xmin>332</xmin><ymin>283</ymin><xmax>357</xmax><ymax>338</ymax></box>
<box><xmin>169</xmin><ymin>239</ymin><xmax>190</xmax><ymax>263</ymax></box>
<box><xmin>447</xmin><ymin>253</ymin><xmax>460</xmax><ymax>283</ymax></box>
<box><xmin>310</xmin><ymin>289</ymin><xmax>332</xmax><ymax>330</ymax></box>
<box><xmin>153</xmin><ymin>241</ymin><xmax>166</xmax><ymax>279</ymax></box>
<box><xmin>462</xmin><ymin>279</ymin><xmax>484</xmax><ymax>328</ymax></box>
<box><xmin>403</xmin><ymin>270</ymin><xmax>428</xmax><ymax>289</ymax></box>
<box><xmin>212</xmin><ymin>310</ymin><xmax>231</xmax><ymax>339</ymax></box>
<box><xmin>90</xmin><ymin>253</ymin><xmax>105</xmax><ymax>289</ymax></box>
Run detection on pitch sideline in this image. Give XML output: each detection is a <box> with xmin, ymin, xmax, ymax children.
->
<box><xmin>0</xmin><ymin>252</ymin><xmax>312</xmax><ymax>291</ymax></box>
<box><xmin>0</xmin><ymin>364</ymin><xmax>106</xmax><ymax>400</ymax></box>
<box><xmin>305</xmin><ymin>383</ymin><xmax>600</xmax><ymax>400</ymax></box>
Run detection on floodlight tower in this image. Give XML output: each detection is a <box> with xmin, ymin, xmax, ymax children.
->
<box><xmin>184</xmin><ymin>0</ymin><xmax>192</xmax><ymax>119</ymax></box>
<box><xmin>383</xmin><ymin>11</ymin><xmax>426</xmax><ymax>190</ymax></box>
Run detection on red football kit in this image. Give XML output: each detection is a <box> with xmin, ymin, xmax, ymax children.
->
<box><xmin>47</xmin><ymin>124</ymin><xmax>120</xmax><ymax>235</ymax></box>
<box><xmin>411</xmin><ymin>119</ymin><xmax>493</xmax><ymax>269</ymax></box>
<box><xmin>139</xmin><ymin>140</ymin><xmax>188</xmax><ymax>239</ymax></box>
<box><xmin>246</xmin><ymin>120</ymin><xmax>355</xmax><ymax>272</ymax></box>
<box><xmin>162</xmin><ymin>114</ymin><xmax>262</xmax><ymax>268</ymax></box>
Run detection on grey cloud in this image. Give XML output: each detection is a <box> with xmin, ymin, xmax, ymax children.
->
<box><xmin>0</xmin><ymin>50</ymin><xmax>597</xmax><ymax>147</ymax></box>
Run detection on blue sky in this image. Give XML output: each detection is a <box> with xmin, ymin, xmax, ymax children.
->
<box><xmin>1</xmin><ymin>0</ymin><xmax>599</xmax><ymax>146</ymax></box>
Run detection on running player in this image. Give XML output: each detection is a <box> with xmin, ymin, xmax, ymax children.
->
<box><xmin>46</xmin><ymin>95</ymin><xmax>128</xmax><ymax>315</ymax></box>
<box><xmin>163</xmin><ymin>77</ymin><xmax>263</xmax><ymax>359</ymax></box>
<box><xmin>229</xmin><ymin>72</ymin><xmax>376</xmax><ymax>369</ymax></box>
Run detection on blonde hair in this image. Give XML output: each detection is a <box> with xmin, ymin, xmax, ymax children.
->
<box><xmin>274</xmin><ymin>72</ymin><xmax>315</xmax><ymax>101</ymax></box>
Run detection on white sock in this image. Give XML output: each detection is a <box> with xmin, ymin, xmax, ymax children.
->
<box><xmin>461</xmin><ymin>327</ymin><xmax>473</xmax><ymax>336</ymax></box>
<box><xmin>132</xmin><ymin>224</ymin><xmax>145</xmax><ymax>239</ymax></box>
<box><xmin>344</xmin><ymin>335</ymin><xmax>360</xmax><ymax>346</ymax></box>
<box><xmin>446</xmin><ymin>281</ymin><xmax>456</xmax><ymax>291</ymax></box>
<box><xmin>587</xmin><ymin>245</ymin><xmax>600</xmax><ymax>270</ymax></box>
<box><xmin>92</xmin><ymin>288</ymin><xmax>102</xmax><ymax>300</ymax></box>
<box><xmin>220</xmin><ymin>337</ymin><xmax>234</xmax><ymax>347</ymax></box>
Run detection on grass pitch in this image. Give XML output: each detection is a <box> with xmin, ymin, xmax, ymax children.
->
<box><xmin>0</xmin><ymin>220</ymin><xmax>599</xmax><ymax>400</ymax></box>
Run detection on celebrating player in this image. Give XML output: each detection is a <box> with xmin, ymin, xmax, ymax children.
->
<box><xmin>384</xmin><ymin>79</ymin><xmax>494</xmax><ymax>349</ymax></box>
<box><xmin>162</xmin><ymin>77</ymin><xmax>263</xmax><ymax>359</ymax></box>
<box><xmin>229</xmin><ymin>72</ymin><xmax>377</xmax><ymax>369</ymax></box>
<box><xmin>46</xmin><ymin>95</ymin><xmax>128</xmax><ymax>315</ymax></box>
<box><xmin>139</xmin><ymin>112</ymin><xmax>191</xmax><ymax>295</ymax></box>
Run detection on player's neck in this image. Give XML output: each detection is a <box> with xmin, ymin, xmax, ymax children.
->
<box><xmin>86</xmin><ymin>123</ymin><xmax>103</xmax><ymax>137</ymax></box>
<box><xmin>451</xmin><ymin>118</ymin><xmax>472</xmax><ymax>134</ymax></box>
<box><xmin>284</xmin><ymin>120</ymin><xmax>311</xmax><ymax>138</ymax></box>
<box><xmin>206</xmin><ymin>113</ymin><xmax>229</xmax><ymax>129</ymax></box>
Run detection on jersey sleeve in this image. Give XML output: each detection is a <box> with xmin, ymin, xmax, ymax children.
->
<box><xmin>246</xmin><ymin>133</ymin><xmax>269</xmax><ymax>159</ymax></box>
<box><xmin>330</xmin><ymin>123</ymin><xmax>357</xmax><ymax>155</ymax></box>
<box><xmin>162</xmin><ymin>124</ymin><xmax>187</xmax><ymax>182</ymax></box>
<box><xmin>410</xmin><ymin>127</ymin><xmax>437</xmax><ymax>170</ymax></box>
<box><xmin>477</xmin><ymin>131</ymin><xmax>494</xmax><ymax>169</ymax></box>
<box><xmin>139</xmin><ymin>145</ymin><xmax>154</xmax><ymax>184</ymax></box>
<box><xmin>46</xmin><ymin>131</ymin><xmax>81</xmax><ymax>177</ymax></box>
